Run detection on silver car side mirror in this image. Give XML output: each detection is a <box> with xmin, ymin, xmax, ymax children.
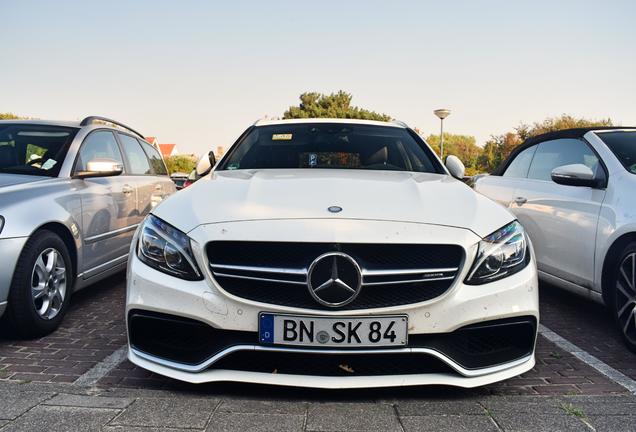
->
<box><xmin>75</xmin><ymin>158</ymin><xmax>124</xmax><ymax>179</ymax></box>
<box><xmin>551</xmin><ymin>164</ymin><xmax>597</xmax><ymax>187</ymax></box>
<box><xmin>195</xmin><ymin>151</ymin><xmax>216</xmax><ymax>177</ymax></box>
<box><xmin>445</xmin><ymin>155</ymin><xmax>465</xmax><ymax>180</ymax></box>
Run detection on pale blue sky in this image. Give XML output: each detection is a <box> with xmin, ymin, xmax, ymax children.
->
<box><xmin>1</xmin><ymin>0</ymin><xmax>635</xmax><ymax>155</ymax></box>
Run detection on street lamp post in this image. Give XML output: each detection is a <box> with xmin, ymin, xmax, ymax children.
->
<box><xmin>433</xmin><ymin>109</ymin><xmax>451</xmax><ymax>160</ymax></box>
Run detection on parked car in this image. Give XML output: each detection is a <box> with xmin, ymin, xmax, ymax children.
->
<box><xmin>170</xmin><ymin>172</ymin><xmax>189</xmax><ymax>190</ymax></box>
<box><xmin>0</xmin><ymin>116</ymin><xmax>176</xmax><ymax>337</ymax></box>
<box><xmin>474</xmin><ymin>127</ymin><xmax>636</xmax><ymax>352</ymax></box>
<box><xmin>126</xmin><ymin>118</ymin><xmax>539</xmax><ymax>389</ymax></box>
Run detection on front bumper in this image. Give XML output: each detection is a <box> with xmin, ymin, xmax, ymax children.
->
<box><xmin>0</xmin><ymin>237</ymin><xmax>28</xmax><ymax>317</ymax></box>
<box><xmin>126</xmin><ymin>219</ymin><xmax>539</xmax><ymax>388</ymax></box>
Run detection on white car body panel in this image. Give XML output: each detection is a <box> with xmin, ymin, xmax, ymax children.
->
<box><xmin>475</xmin><ymin>129</ymin><xmax>636</xmax><ymax>301</ymax></box>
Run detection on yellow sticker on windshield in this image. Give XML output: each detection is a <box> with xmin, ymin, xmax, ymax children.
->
<box><xmin>272</xmin><ymin>133</ymin><xmax>292</xmax><ymax>141</ymax></box>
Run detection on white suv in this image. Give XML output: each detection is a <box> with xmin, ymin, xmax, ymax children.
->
<box><xmin>126</xmin><ymin>118</ymin><xmax>539</xmax><ymax>389</ymax></box>
<box><xmin>475</xmin><ymin>127</ymin><xmax>636</xmax><ymax>352</ymax></box>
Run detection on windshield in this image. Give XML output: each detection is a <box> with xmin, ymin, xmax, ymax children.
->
<box><xmin>0</xmin><ymin>124</ymin><xmax>78</xmax><ymax>177</ymax></box>
<box><xmin>218</xmin><ymin>123</ymin><xmax>442</xmax><ymax>173</ymax></box>
<box><xmin>597</xmin><ymin>131</ymin><xmax>636</xmax><ymax>174</ymax></box>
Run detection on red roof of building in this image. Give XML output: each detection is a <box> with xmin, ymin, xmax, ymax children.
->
<box><xmin>159</xmin><ymin>144</ymin><xmax>176</xmax><ymax>158</ymax></box>
<box><xmin>145</xmin><ymin>136</ymin><xmax>158</xmax><ymax>145</ymax></box>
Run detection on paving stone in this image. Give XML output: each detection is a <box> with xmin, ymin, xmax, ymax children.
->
<box><xmin>481</xmin><ymin>397</ymin><xmax>563</xmax><ymax>415</ymax></box>
<box><xmin>0</xmin><ymin>390</ymin><xmax>55</xmax><ymax>420</ymax></box>
<box><xmin>401</xmin><ymin>414</ymin><xmax>499</xmax><ymax>431</ymax></box>
<box><xmin>588</xmin><ymin>415</ymin><xmax>636</xmax><ymax>432</ymax></box>
<box><xmin>110</xmin><ymin>397</ymin><xmax>218</xmax><ymax>428</ymax></box>
<box><xmin>103</xmin><ymin>427</ymin><xmax>193</xmax><ymax>432</ymax></box>
<box><xmin>218</xmin><ymin>399</ymin><xmax>307</xmax><ymax>414</ymax></box>
<box><xmin>396</xmin><ymin>400</ymin><xmax>483</xmax><ymax>416</ymax></box>
<box><xmin>43</xmin><ymin>393</ymin><xmax>134</xmax><ymax>409</ymax></box>
<box><xmin>306</xmin><ymin>402</ymin><xmax>400</xmax><ymax>431</ymax></box>
<box><xmin>208</xmin><ymin>412</ymin><xmax>304</xmax><ymax>432</ymax></box>
<box><xmin>493</xmin><ymin>413</ymin><xmax>591</xmax><ymax>432</ymax></box>
<box><xmin>1</xmin><ymin>405</ymin><xmax>119</xmax><ymax>432</ymax></box>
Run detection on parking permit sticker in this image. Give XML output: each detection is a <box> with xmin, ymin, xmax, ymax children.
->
<box><xmin>41</xmin><ymin>159</ymin><xmax>57</xmax><ymax>170</ymax></box>
<box><xmin>272</xmin><ymin>133</ymin><xmax>292</xmax><ymax>141</ymax></box>
<box><xmin>228</xmin><ymin>163</ymin><xmax>240</xmax><ymax>170</ymax></box>
<box><xmin>309</xmin><ymin>153</ymin><xmax>318</xmax><ymax>167</ymax></box>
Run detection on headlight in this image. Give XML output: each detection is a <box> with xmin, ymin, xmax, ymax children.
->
<box><xmin>0</xmin><ymin>216</ymin><xmax>4</xmax><ymax>235</ymax></box>
<box><xmin>137</xmin><ymin>214</ymin><xmax>203</xmax><ymax>280</ymax></box>
<box><xmin>465</xmin><ymin>221</ymin><xmax>529</xmax><ymax>285</ymax></box>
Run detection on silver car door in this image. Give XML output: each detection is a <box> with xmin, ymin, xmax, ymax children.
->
<box><xmin>138</xmin><ymin>139</ymin><xmax>176</xmax><ymax>207</ymax></box>
<box><xmin>75</xmin><ymin>130</ymin><xmax>137</xmax><ymax>277</ymax></box>
<box><xmin>116</xmin><ymin>133</ymin><xmax>157</xmax><ymax>220</ymax></box>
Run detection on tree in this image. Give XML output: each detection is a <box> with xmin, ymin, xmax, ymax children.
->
<box><xmin>283</xmin><ymin>91</ymin><xmax>391</xmax><ymax>121</ymax></box>
<box><xmin>425</xmin><ymin>133</ymin><xmax>482</xmax><ymax>176</ymax></box>
<box><xmin>0</xmin><ymin>113</ymin><xmax>23</xmax><ymax>120</ymax></box>
<box><xmin>163</xmin><ymin>155</ymin><xmax>196</xmax><ymax>175</ymax></box>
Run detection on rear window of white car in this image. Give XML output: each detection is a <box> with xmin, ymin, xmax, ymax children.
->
<box><xmin>218</xmin><ymin>123</ymin><xmax>443</xmax><ymax>174</ymax></box>
<box><xmin>597</xmin><ymin>131</ymin><xmax>636</xmax><ymax>174</ymax></box>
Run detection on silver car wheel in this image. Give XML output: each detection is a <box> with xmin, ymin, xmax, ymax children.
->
<box><xmin>617</xmin><ymin>252</ymin><xmax>636</xmax><ymax>346</ymax></box>
<box><xmin>31</xmin><ymin>248</ymin><xmax>67</xmax><ymax>320</ymax></box>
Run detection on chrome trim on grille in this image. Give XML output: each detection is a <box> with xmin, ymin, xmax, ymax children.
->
<box><xmin>210</xmin><ymin>263</ymin><xmax>459</xmax><ymax>288</ymax></box>
<box><xmin>130</xmin><ymin>345</ymin><xmax>533</xmax><ymax>378</ymax></box>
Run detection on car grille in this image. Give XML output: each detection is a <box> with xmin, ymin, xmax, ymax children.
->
<box><xmin>206</xmin><ymin>241</ymin><xmax>464</xmax><ymax>310</ymax></box>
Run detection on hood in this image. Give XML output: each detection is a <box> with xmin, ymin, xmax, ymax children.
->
<box><xmin>0</xmin><ymin>173</ymin><xmax>50</xmax><ymax>189</ymax></box>
<box><xmin>153</xmin><ymin>169</ymin><xmax>514</xmax><ymax>238</ymax></box>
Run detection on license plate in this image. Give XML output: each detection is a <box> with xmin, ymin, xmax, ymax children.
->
<box><xmin>259</xmin><ymin>313</ymin><xmax>408</xmax><ymax>347</ymax></box>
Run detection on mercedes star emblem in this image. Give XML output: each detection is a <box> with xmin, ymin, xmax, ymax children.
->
<box><xmin>307</xmin><ymin>252</ymin><xmax>362</xmax><ymax>307</ymax></box>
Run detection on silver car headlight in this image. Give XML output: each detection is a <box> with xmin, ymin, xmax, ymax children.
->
<box><xmin>465</xmin><ymin>221</ymin><xmax>529</xmax><ymax>285</ymax></box>
<box><xmin>137</xmin><ymin>214</ymin><xmax>203</xmax><ymax>281</ymax></box>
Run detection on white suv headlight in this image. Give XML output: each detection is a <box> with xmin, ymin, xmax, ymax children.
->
<box><xmin>465</xmin><ymin>221</ymin><xmax>529</xmax><ymax>285</ymax></box>
<box><xmin>137</xmin><ymin>214</ymin><xmax>203</xmax><ymax>281</ymax></box>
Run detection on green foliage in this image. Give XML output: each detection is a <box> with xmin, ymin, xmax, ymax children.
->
<box><xmin>164</xmin><ymin>155</ymin><xmax>196</xmax><ymax>175</ymax></box>
<box><xmin>425</xmin><ymin>133</ymin><xmax>482</xmax><ymax>176</ymax></box>
<box><xmin>474</xmin><ymin>114</ymin><xmax>614</xmax><ymax>173</ymax></box>
<box><xmin>0</xmin><ymin>113</ymin><xmax>24</xmax><ymax>120</ymax></box>
<box><xmin>283</xmin><ymin>91</ymin><xmax>391</xmax><ymax>121</ymax></box>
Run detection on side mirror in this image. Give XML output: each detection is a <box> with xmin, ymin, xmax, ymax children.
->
<box><xmin>445</xmin><ymin>155</ymin><xmax>465</xmax><ymax>180</ymax></box>
<box><xmin>551</xmin><ymin>164</ymin><xmax>597</xmax><ymax>187</ymax></box>
<box><xmin>74</xmin><ymin>158</ymin><xmax>123</xmax><ymax>179</ymax></box>
<box><xmin>195</xmin><ymin>151</ymin><xmax>216</xmax><ymax>177</ymax></box>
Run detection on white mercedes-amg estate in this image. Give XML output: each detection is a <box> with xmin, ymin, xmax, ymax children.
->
<box><xmin>126</xmin><ymin>118</ymin><xmax>539</xmax><ymax>388</ymax></box>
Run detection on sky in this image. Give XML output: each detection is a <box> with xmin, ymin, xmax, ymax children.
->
<box><xmin>1</xmin><ymin>0</ymin><xmax>635</xmax><ymax>155</ymax></box>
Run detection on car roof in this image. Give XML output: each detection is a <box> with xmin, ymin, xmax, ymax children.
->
<box><xmin>492</xmin><ymin>126</ymin><xmax>636</xmax><ymax>176</ymax></box>
<box><xmin>253</xmin><ymin>118</ymin><xmax>407</xmax><ymax>128</ymax></box>
<box><xmin>0</xmin><ymin>119</ymin><xmax>82</xmax><ymax>128</ymax></box>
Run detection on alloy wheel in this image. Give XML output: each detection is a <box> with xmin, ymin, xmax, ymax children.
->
<box><xmin>616</xmin><ymin>252</ymin><xmax>636</xmax><ymax>346</ymax></box>
<box><xmin>31</xmin><ymin>248</ymin><xmax>67</xmax><ymax>320</ymax></box>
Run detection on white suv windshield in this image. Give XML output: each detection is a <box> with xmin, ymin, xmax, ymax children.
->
<box><xmin>219</xmin><ymin>123</ymin><xmax>442</xmax><ymax>173</ymax></box>
<box><xmin>597</xmin><ymin>131</ymin><xmax>636</xmax><ymax>174</ymax></box>
<box><xmin>0</xmin><ymin>124</ymin><xmax>78</xmax><ymax>177</ymax></box>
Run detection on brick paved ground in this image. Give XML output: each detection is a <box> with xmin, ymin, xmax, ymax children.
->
<box><xmin>0</xmin><ymin>273</ymin><xmax>126</xmax><ymax>384</ymax></box>
<box><xmin>540</xmin><ymin>283</ymin><xmax>636</xmax><ymax>381</ymax></box>
<box><xmin>0</xmin><ymin>275</ymin><xmax>631</xmax><ymax>398</ymax></box>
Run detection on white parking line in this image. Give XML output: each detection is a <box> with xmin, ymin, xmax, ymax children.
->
<box><xmin>538</xmin><ymin>324</ymin><xmax>636</xmax><ymax>395</ymax></box>
<box><xmin>73</xmin><ymin>345</ymin><xmax>128</xmax><ymax>387</ymax></box>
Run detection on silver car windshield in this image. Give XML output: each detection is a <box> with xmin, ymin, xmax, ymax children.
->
<box><xmin>0</xmin><ymin>124</ymin><xmax>78</xmax><ymax>177</ymax></box>
<box><xmin>218</xmin><ymin>123</ymin><xmax>443</xmax><ymax>174</ymax></box>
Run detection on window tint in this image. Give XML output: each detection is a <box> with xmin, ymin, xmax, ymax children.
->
<box><xmin>118</xmin><ymin>133</ymin><xmax>151</xmax><ymax>175</ymax></box>
<box><xmin>140</xmin><ymin>140</ymin><xmax>168</xmax><ymax>175</ymax></box>
<box><xmin>597</xmin><ymin>131</ymin><xmax>636</xmax><ymax>174</ymax></box>
<box><xmin>75</xmin><ymin>130</ymin><xmax>124</xmax><ymax>172</ymax></box>
<box><xmin>528</xmin><ymin>138</ymin><xmax>601</xmax><ymax>181</ymax></box>
<box><xmin>0</xmin><ymin>124</ymin><xmax>78</xmax><ymax>177</ymax></box>
<box><xmin>503</xmin><ymin>145</ymin><xmax>537</xmax><ymax>178</ymax></box>
<box><xmin>219</xmin><ymin>124</ymin><xmax>442</xmax><ymax>173</ymax></box>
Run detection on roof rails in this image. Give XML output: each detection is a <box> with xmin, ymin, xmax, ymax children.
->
<box><xmin>80</xmin><ymin>116</ymin><xmax>145</xmax><ymax>139</ymax></box>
